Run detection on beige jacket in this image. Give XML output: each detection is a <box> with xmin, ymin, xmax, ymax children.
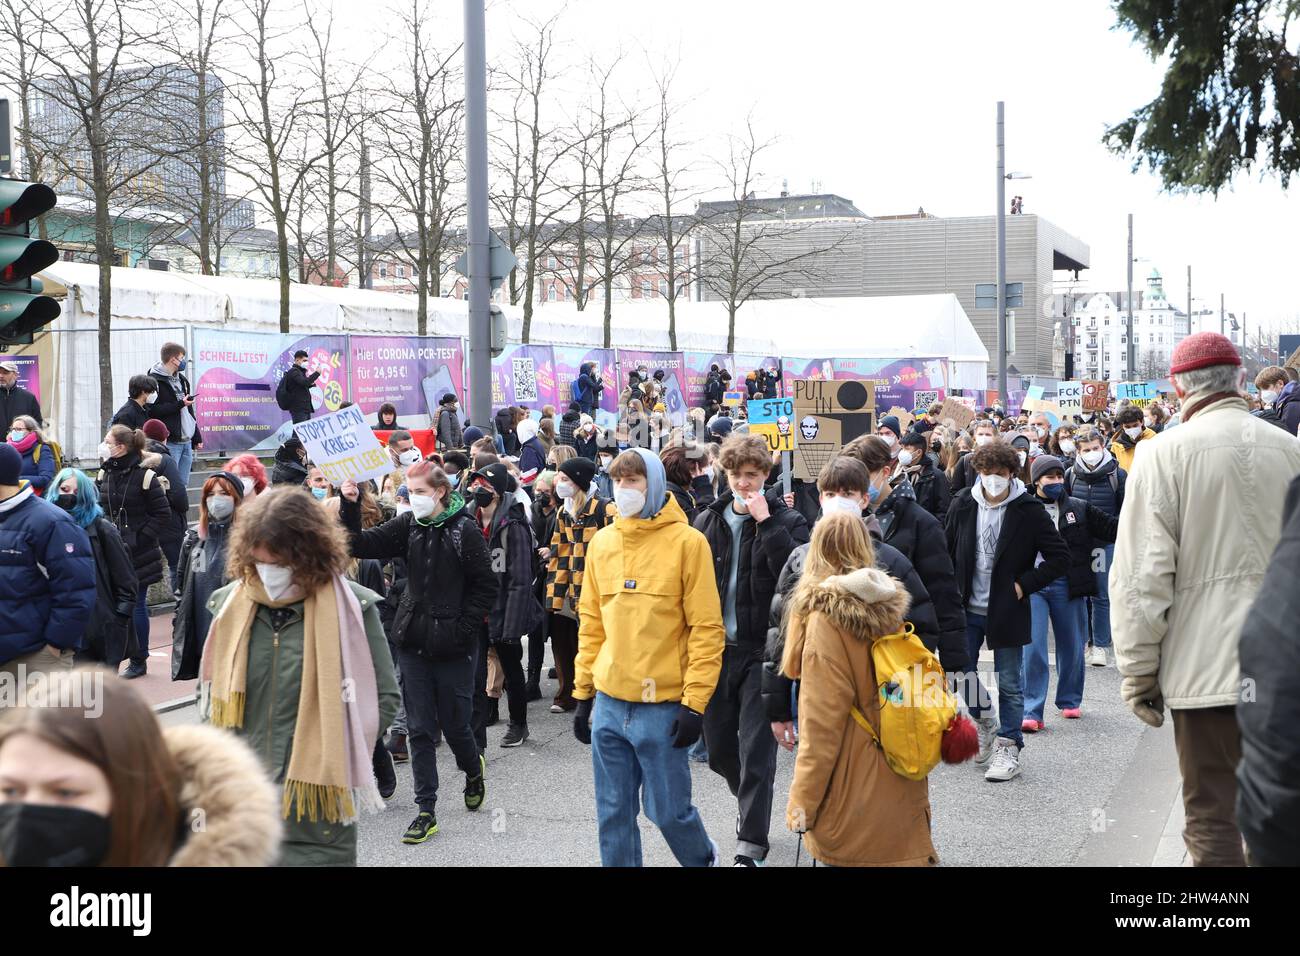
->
<box><xmin>1109</xmin><ymin>395</ymin><xmax>1300</xmax><ymax>709</ymax></box>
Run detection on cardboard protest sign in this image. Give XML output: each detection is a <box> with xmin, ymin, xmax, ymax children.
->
<box><xmin>936</xmin><ymin>397</ymin><xmax>974</xmax><ymax>432</ymax></box>
<box><xmin>1082</xmin><ymin>380</ymin><xmax>1109</xmax><ymax>413</ymax></box>
<box><xmin>1116</xmin><ymin>381</ymin><xmax>1155</xmax><ymax>403</ymax></box>
<box><xmin>723</xmin><ymin>390</ymin><xmax>745</xmax><ymax>409</ymax></box>
<box><xmin>792</xmin><ymin>379</ymin><xmax>877</xmax><ymax>482</ymax></box>
<box><xmin>1056</xmin><ymin>381</ymin><xmax>1082</xmax><ymax>414</ymax></box>
<box><xmin>1021</xmin><ymin>398</ymin><xmax>1063</xmax><ymax>429</ymax></box>
<box><xmin>887</xmin><ymin>406</ymin><xmax>914</xmax><ymax>433</ymax></box>
<box><xmin>294</xmin><ymin>405</ymin><xmax>394</xmax><ymax>486</ymax></box>
<box><xmin>747</xmin><ymin>398</ymin><xmax>797</xmax><ymax>454</ymax></box>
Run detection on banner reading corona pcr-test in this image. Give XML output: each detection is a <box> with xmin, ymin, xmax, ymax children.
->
<box><xmin>349</xmin><ymin>335</ymin><xmax>464</xmax><ymax>428</ymax></box>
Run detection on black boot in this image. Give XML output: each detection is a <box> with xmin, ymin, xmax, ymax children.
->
<box><xmin>373</xmin><ymin>740</ymin><xmax>397</xmax><ymax>799</ymax></box>
<box><xmin>486</xmin><ymin>697</ymin><xmax>500</xmax><ymax>727</ymax></box>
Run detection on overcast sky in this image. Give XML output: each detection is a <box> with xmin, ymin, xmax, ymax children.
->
<box><xmin>343</xmin><ymin>0</ymin><xmax>1299</xmax><ymax>335</ymax></box>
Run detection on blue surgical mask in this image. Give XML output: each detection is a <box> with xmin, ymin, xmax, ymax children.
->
<box><xmin>448</xmin><ymin>472</ymin><xmax>461</xmax><ymax>488</ymax></box>
<box><xmin>1041</xmin><ymin>483</ymin><xmax>1065</xmax><ymax>500</ymax></box>
<box><xmin>176</xmin><ymin>358</ymin><xmax>188</xmax><ymax>372</ymax></box>
<box><xmin>867</xmin><ymin>483</ymin><xmax>882</xmax><ymax>506</ymax></box>
<box><xmin>311</xmin><ymin>486</ymin><xmax>328</xmax><ymax>500</ymax></box>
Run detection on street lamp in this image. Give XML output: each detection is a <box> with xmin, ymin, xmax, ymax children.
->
<box><xmin>995</xmin><ymin>100</ymin><xmax>1031</xmax><ymax>408</ymax></box>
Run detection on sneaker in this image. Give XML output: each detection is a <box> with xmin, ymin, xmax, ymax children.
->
<box><xmin>373</xmin><ymin>741</ymin><xmax>397</xmax><ymax>799</ymax></box>
<box><xmin>121</xmin><ymin>662</ymin><xmax>147</xmax><ymax>680</ymax></box>
<box><xmin>401</xmin><ymin>811</ymin><xmax>438</xmax><ymax>844</ymax></box>
<box><xmin>1021</xmin><ymin>718</ymin><xmax>1044</xmax><ymax>733</ymax></box>
<box><xmin>549</xmin><ymin>703</ymin><xmax>564</xmax><ymax>713</ymax></box>
<box><xmin>732</xmin><ymin>855</ymin><xmax>764</xmax><ymax>867</ymax></box>
<box><xmin>1061</xmin><ymin>707</ymin><xmax>1082</xmax><ymax>719</ymax></box>
<box><xmin>1088</xmin><ymin>645</ymin><xmax>1108</xmax><ymax>667</ymax></box>
<box><xmin>500</xmin><ymin>723</ymin><xmax>529</xmax><ymax>748</ymax></box>
<box><xmin>525</xmin><ymin>681</ymin><xmax>543</xmax><ymax>702</ymax></box>
<box><xmin>973</xmin><ymin>715</ymin><xmax>999</xmax><ymax>764</ymax></box>
<box><xmin>384</xmin><ymin>732</ymin><xmax>409</xmax><ymax>763</ymax></box>
<box><xmin>464</xmin><ymin>755</ymin><xmax>486</xmax><ymax>811</ymax></box>
<box><xmin>548</xmin><ymin>667</ymin><xmax>557</xmax><ymax>679</ymax></box>
<box><xmin>984</xmin><ymin>738</ymin><xmax>1022</xmax><ymax>782</ymax></box>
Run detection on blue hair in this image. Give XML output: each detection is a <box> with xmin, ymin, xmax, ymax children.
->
<box><xmin>45</xmin><ymin>468</ymin><xmax>103</xmax><ymax>528</ymax></box>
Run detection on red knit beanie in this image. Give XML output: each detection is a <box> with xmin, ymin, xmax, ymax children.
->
<box><xmin>142</xmin><ymin>418</ymin><xmax>171</xmax><ymax>443</ymax></box>
<box><xmin>1170</xmin><ymin>332</ymin><xmax>1241</xmax><ymax>375</ymax></box>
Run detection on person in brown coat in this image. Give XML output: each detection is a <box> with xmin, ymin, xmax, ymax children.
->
<box><xmin>782</xmin><ymin>512</ymin><xmax>939</xmax><ymax>867</ymax></box>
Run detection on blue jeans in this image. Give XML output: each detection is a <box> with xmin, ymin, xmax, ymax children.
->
<box><xmin>591</xmin><ymin>692</ymin><xmax>714</xmax><ymax>867</ymax></box>
<box><xmin>1087</xmin><ymin>543</ymin><xmax>1114</xmax><ymax>649</ymax></box>
<box><xmin>963</xmin><ymin>612</ymin><xmax>1025</xmax><ymax>749</ymax></box>
<box><xmin>166</xmin><ymin>440</ymin><xmax>193</xmax><ymax>490</ymax></box>
<box><xmin>129</xmin><ymin>586</ymin><xmax>150</xmax><ymax>666</ymax></box>
<box><xmin>1023</xmin><ymin>578</ymin><xmax>1086</xmax><ymax>721</ymax></box>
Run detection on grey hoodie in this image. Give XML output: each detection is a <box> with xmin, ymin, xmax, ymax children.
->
<box><xmin>967</xmin><ymin>476</ymin><xmax>1026</xmax><ymax>615</ymax></box>
<box><xmin>152</xmin><ymin>361</ymin><xmax>196</xmax><ymax>442</ymax></box>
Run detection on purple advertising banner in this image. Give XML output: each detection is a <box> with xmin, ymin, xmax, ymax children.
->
<box><xmin>350</xmin><ymin>335</ymin><xmax>464</xmax><ymax>428</ymax></box>
<box><xmin>491</xmin><ymin>344</ymin><xmax>557</xmax><ymax>411</ymax></box>
<box><xmin>782</xmin><ymin>357</ymin><xmax>837</xmax><ymax>383</ymax></box>
<box><xmin>194</xmin><ymin>329</ymin><xmax>349</xmax><ymax>453</ymax></box>
<box><xmin>734</xmin><ymin>353</ymin><xmax>784</xmax><ymax>398</ymax></box>
<box><xmin>683</xmin><ymin>352</ymin><xmax>732</xmax><ymax>409</ymax></box>
<box><xmin>831</xmin><ymin>357</ymin><xmax>947</xmax><ymax>413</ymax></box>
<box><xmin>616</xmin><ymin>349</ymin><xmax>687</xmax><ymax>426</ymax></box>
<box><xmin>8</xmin><ymin>355</ymin><xmax>40</xmax><ymax>405</ymax></box>
<box><xmin>552</xmin><ymin>346</ymin><xmax>617</xmax><ymax>413</ymax></box>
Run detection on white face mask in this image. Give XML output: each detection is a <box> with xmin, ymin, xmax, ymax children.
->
<box><xmin>897</xmin><ymin>449</ymin><xmax>915</xmax><ymax>467</ymax></box>
<box><xmin>1080</xmin><ymin>449</ymin><xmax>1104</xmax><ymax>468</ymax></box>
<box><xmin>703</xmin><ymin>466</ymin><xmax>714</xmax><ymax>480</ymax></box>
<box><xmin>206</xmin><ymin>494</ymin><xmax>234</xmax><ymax>521</ymax></box>
<box><xmin>98</xmin><ymin>442</ymin><xmax>113</xmax><ymax>460</ymax></box>
<box><xmin>981</xmin><ymin>474</ymin><xmax>1010</xmax><ymax>497</ymax></box>
<box><xmin>144</xmin><ymin>391</ymin><xmax>157</xmax><ymax>404</ymax></box>
<box><xmin>821</xmin><ymin>495</ymin><xmax>862</xmax><ymax>517</ymax></box>
<box><xmin>255</xmin><ymin>562</ymin><xmax>296</xmax><ymax>602</ymax></box>
<box><xmin>409</xmin><ymin>493</ymin><xmax>439</xmax><ymax>519</ymax></box>
<box><xmin>1028</xmin><ymin>442</ymin><xmax>1041</xmax><ymax>457</ymax></box>
<box><xmin>1017</xmin><ymin>451</ymin><xmax>1027</xmax><ymax>467</ymax></box>
<box><xmin>1261</xmin><ymin>389</ymin><xmax>1279</xmax><ymax>405</ymax></box>
<box><xmin>399</xmin><ymin>448</ymin><xmax>422</xmax><ymax>466</ymax></box>
<box><xmin>975</xmin><ymin>434</ymin><xmax>993</xmax><ymax>447</ymax></box>
<box><xmin>555</xmin><ymin>478</ymin><xmax>576</xmax><ymax>499</ymax></box>
<box><xmin>1059</xmin><ymin>440</ymin><xmax>1076</xmax><ymax>456</ymax></box>
<box><xmin>599</xmin><ymin>456</ymin><xmax>613</xmax><ymax>471</ymax></box>
<box><xmin>614</xmin><ymin>487</ymin><xmax>646</xmax><ymax>517</ymax></box>
<box><xmin>396</xmin><ymin>503</ymin><xmax>413</xmax><ymax>515</ymax></box>
<box><xmin>240</xmin><ymin>476</ymin><xmax>255</xmax><ymax>496</ymax></box>
<box><xmin>880</xmin><ymin>433</ymin><xmax>896</xmax><ymax>447</ymax></box>
<box><xmin>1124</xmin><ymin>426</ymin><xmax>1142</xmax><ymax>440</ymax></box>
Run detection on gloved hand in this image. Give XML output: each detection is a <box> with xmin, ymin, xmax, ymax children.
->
<box><xmin>573</xmin><ymin>698</ymin><xmax>593</xmax><ymax>745</ymax></box>
<box><xmin>1121</xmin><ymin>674</ymin><xmax>1165</xmax><ymax>728</ymax></box>
<box><xmin>669</xmin><ymin>704</ymin><xmax>704</xmax><ymax>749</ymax></box>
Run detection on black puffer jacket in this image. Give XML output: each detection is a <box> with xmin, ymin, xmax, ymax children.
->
<box><xmin>897</xmin><ymin>459</ymin><xmax>950</xmax><ymax>523</ymax></box>
<box><xmin>270</xmin><ymin>443</ymin><xmax>309</xmax><ymax>486</ymax></box>
<box><xmin>693</xmin><ymin>488</ymin><xmax>810</xmax><ymax>651</ymax></box>
<box><xmin>171</xmin><ymin>520</ymin><xmax>233</xmax><ymax>680</ymax></box>
<box><xmin>949</xmin><ymin>451</ymin><xmax>978</xmax><ymax>493</ymax></box>
<box><xmin>495</xmin><ymin>408</ymin><xmax>520</xmax><ymax>456</ymax></box>
<box><xmin>760</xmin><ymin>523</ymin><xmax>941</xmax><ymax>723</ymax></box>
<box><xmin>78</xmin><ymin>516</ymin><xmax>138</xmax><ymax>668</ymax></box>
<box><xmin>342</xmin><ymin>496</ymin><xmax>498</xmax><ymax>660</ymax></box>
<box><xmin>145</xmin><ymin>439</ymin><xmax>189</xmax><ymax>547</ymax></box>
<box><xmin>96</xmin><ymin>450</ymin><xmax>171</xmax><ymax>587</ymax></box>
<box><xmin>874</xmin><ymin>480</ymin><xmax>969</xmax><ymax>672</ymax></box>
<box><xmin>475</xmin><ymin>497</ymin><xmax>543</xmax><ymax>646</ymax></box>
<box><xmin>281</xmin><ymin>364</ymin><xmax>320</xmax><ymax>420</ymax></box>
<box><xmin>1032</xmin><ymin>493</ymin><xmax>1118</xmax><ymax>598</ymax></box>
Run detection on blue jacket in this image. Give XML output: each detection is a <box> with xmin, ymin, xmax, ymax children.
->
<box><xmin>13</xmin><ymin>440</ymin><xmax>55</xmax><ymax>494</ymax></box>
<box><xmin>1064</xmin><ymin>453</ymin><xmax>1126</xmax><ymax>518</ymax></box>
<box><xmin>0</xmin><ymin>486</ymin><xmax>97</xmax><ymax>662</ymax></box>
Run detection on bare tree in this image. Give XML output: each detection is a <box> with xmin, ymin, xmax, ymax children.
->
<box><xmin>695</xmin><ymin>118</ymin><xmax>852</xmax><ymax>352</ymax></box>
<box><xmin>1137</xmin><ymin>348</ymin><xmax>1167</xmax><ymax>380</ymax></box>
<box><xmin>0</xmin><ymin>0</ymin><xmax>51</xmax><ymax>238</ymax></box>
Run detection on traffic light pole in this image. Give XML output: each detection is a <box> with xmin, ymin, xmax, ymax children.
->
<box><xmin>996</xmin><ymin>101</ymin><xmax>1007</xmax><ymax>409</ymax></box>
<box><xmin>464</xmin><ymin>0</ymin><xmax>493</xmax><ymax>436</ymax></box>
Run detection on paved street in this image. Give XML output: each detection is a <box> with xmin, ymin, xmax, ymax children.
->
<box><xmin>162</xmin><ymin>641</ymin><xmax>1185</xmax><ymax>867</ymax></box>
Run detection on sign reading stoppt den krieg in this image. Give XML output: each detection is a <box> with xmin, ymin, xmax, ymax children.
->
<box><xmin>293</xmin><ymin>405</ymin><xmax>394</xmax><ymax>486</ymax></box>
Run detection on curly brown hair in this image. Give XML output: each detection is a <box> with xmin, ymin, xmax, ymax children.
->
<box><xmin>226</xmin><ymin>486</ymin><xmax>349</xmax><ymax>592</ymax></box>
<box><xmin>969</xmin><ymin>439</ymin><xmax>1020</xmax><ymax>475</ymax></box>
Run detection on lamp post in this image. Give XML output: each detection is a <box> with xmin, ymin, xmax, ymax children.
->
<box><xmin>994</xmin><ymin>101</ymin><xmax>1031</xmax><ymax>408</ymax></box>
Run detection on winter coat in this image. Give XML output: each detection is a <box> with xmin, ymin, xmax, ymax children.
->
<box><xmin>163</xmin><ymin>724</ymin><xmax>282</xmax><ymax>866</ymax></box>
<box><xmin>80</xmin><ymin>516</ymin><xmax>138</xmax><ymax>668</ymax></box>
<box><xmin>545</xmin><ymin>494</ymin><xmax>616</xmax><ymax>614</ymax></box>
<box><xmin>1110</xmin><ymin>395</ymin><xmax>1300</xmax><ymax>709</ymax></box>
<box><xmin>0</xmin><ymin>487</ymin><xmax>96</xmax><ymax>663</ymax></box>
<box><xmin>693</xmin><ymin>488</ymin><xmax>811</xmax><ymax>651</ymax></box>
<box><xmin>495</xmin><ymin>408</ymin><xmax>520</xmax><ymax>456</ymax></box>
<box><xmin>13</xmin><ymin>439</ymin><xmax>55</xmax><ymax>493</ymax></box>
<box><xmin>436</xmin><ymin>406</ymin><xmax>463</xmax><ymax>450</ymax></box>
<box><xmin>575</xmin><ymin>493</ymin><xmax>725</xmax><ymax>713</ymax></box>
<box><xmin>558</xmin><ymin>410</ymin><xmax>581</xmax><ymax>448</ymax></box>
<box><xmin>281</xmin><ymin>364</ymin><xmax>321</xmax><ymax>420</ymax></box>
<box><xmin>944</xmin><ymin>484</ymin><xmax>1070</xmax><ymax>649</ymax></box>
<box><xmin>783</xmin><ymin>569</ymin><xmax>938</xmax><ymax>867</ymax></box>
<box><xmin>148</xmin><ymin>368</ymin><xmax>201</xmax><ymax>448</ymax></box>
<box><xmin>874</xmin><ymin>481</ymin><xmax>969</xmax><ymax>672</ymax></box>
<box><xmin>204</xmin><ymin>578</ymin><xmax>399</xmax><ymax>866</ymax></box>
<box><xmin>0</xmin><ymin>383</ymin><xmax>41</xmax><ymax>431</ymax></box>
<box><xmin>667</xmin><ymin>481</ymin><xmax>698</xmax><ymax>524</ymax></box>
<box><xmin>271</xmin><ymin>444</ymin><xmax>309</xmax><ymax>486</ymax></box>
<box><xmin>517</xmin><ymin>437</ymin><xmax>547</xmax><ymax>486</ymax></box>
<box><xmin>895</xmin><ymin>461</ymin><xmax>950</xmax><ymax>524</ymax></box>
<box><xmin>949</xmin><ymin>452</ymin><xmax>978</xmax><ymax>493</ymax></box>
<box><xmin>575</xmin><ymin>432</ymin><xmax>600</xmax><ymax>462</ymax></box>
<box><xmin>531</xmin><ymin>496</ymin><xmax>558</xmax><ymax>555</ymax></box>
<box><xmin>1064</xmin><ymin>453</ymin><xmax>1126</xmax><ymax>517</ymax></box>
<box><xmin>577</xmin><ymin>367</ymin><xmax>604</xmax><ymax>414</ymax></box>
<box><xmin>109</xmin><ymin>398</ymin><xmax>151</xmax><ymax>432</ymax></box>
<box><xmin>1109</xmin><ymin>426</ymin><xmax>1157</xmax><ymax>474</ymax></box>
<box><xmin>96</xmin><ymin>450</ymin><xmax>171</xmax><ymax>587</ymax></box>
<box><xmin>1236</xmin><ymin>473</ymin><xmax>1300</xmax><ymax>866</ymax></box>
<box><xmin>1032</xmin><ymin>493</ymin><xmax>1118</xmax><ymax>598</ymax></box>
<box><xmin>171</xmin><ymin>522</ymin><xmax>233</xmax><ymax>680</ymax></box>
<box><xmin>343</xmin><ymin>497</ymin><xmax>497</xmax><ymax>661</ymax></box>
<box><xmin>475</xmin><ymin>498</ymin><xmax>544</xmax><ymax>645</ymax></box>
<box><xmin>146</xmin><ymin>439</ymin><xmax>189</xmax><ymax>546</ymax></box>
<box><xmin>704</xmin><ymin>373</ymin><xmax>724</xmax><ymax>407</ymax></box>
<box><xmin>1274</xmin><ymin>381</ymin><xmax>1300</xmax><ymax>436</ymax></box>
<box><xmin>762</xmin><ymin>522</ymin><xmax>943</xmax><ymax>723</ymax></box>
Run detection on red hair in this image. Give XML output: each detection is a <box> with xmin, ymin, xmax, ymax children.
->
<box><xmin>198</xmin><ymin>474</ymin><xmax>242</xmax><ymax>539</ymax></box>
<box><xmin>227</xmin><ymin>454</ymin><xmax>268</xmax><ymax>494</ymax></box>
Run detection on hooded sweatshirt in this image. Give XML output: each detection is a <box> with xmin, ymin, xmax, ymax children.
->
<box><xmin>967</xmin><ymin>476</ymin><xmax>1026</xmax><ymax>615</ymax></box>
<box><xmin>152</xmin><ymin>362</ymin><xmax>196</xmax><ymax>442</ymax></box>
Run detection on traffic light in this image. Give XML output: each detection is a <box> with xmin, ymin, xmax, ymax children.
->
<box><xmin>0</xmin><ymin>179</ymin><xmax>59</xmax><ymax>346</ymax></box>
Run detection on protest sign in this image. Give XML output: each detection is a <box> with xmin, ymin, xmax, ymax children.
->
<box><xmin>1082</xmin><ymin>380</ymin><xmax>1109</xmax><ymax>413</ymax></box>
<box><xmin>723</xmin><ymin>390</ymin><xmax>745</xmax><ymax>409</ymax></box>
<box><xmin>1057</xmin><ymin>381</ymin><xmax>1083</xmax><ymax>414</ymax></box>
<box><xmin>294</xmin><ymin>405</ymin><xmax>393</xmax><ymax>486</ymax></box>
<box><xmin>1022</xmin><ymin>398</ymin><xmax>1063</xmax><ymax>428</ymax></box>
<box><xmin>792</xmin><ymin>378</ymin><xmax>877</xmax><ymax>482</ymax></box>
<box><xmin>936</xmin><ymin>397</ymin><xmax>975</xmax><ymax>431</ymax></box>
<box><xmin>1116</xmin><ymin>381</ymin><xmax>1154</xmax><ymax>403</ymax></box>
<box><xmin>747</xmin><ymin>397</ymin><xmax>796</xmax><ymax>454</ymax></box>
<box><xmin>887</xmin><ymin>405</ymin><xmax>914</xmax><ymax>433</ymax></box>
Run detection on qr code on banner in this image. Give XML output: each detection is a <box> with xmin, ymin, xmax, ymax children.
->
<box><xmin>913</xmin><ymin>390</ymin><xmax>939</xmax><ymax>410</ymax></box>
<box><xmin>512</xmin><ymin>358</ymin><xmax>538</xmax><ymax>403</ymax></box>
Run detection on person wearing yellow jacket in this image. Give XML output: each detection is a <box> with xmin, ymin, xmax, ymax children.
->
<box><xmin>573</xmin><ymin>447</ymin><xmax>725</xmax><ymax>867</ymax></box>
<box><xmin>1108</xmin><ymin>406</ymin><xmax>1156</xmax><ymax>474</ymax></box>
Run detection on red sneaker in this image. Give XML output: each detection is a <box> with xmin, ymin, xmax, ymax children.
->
<box><xmin>1061</xmin><ymin>708</ymin><xmax>1082</xmax><ymax>719</ymax></box>
<box><xmin>1021</xmin><ymin>718</ymin><xmax>1044</xmax><ymax>733</ymax></box>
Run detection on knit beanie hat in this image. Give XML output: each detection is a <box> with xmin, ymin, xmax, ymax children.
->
<box><xmin>708</xmin><ymin>416</ymin><xmax>734</xmax><ymax>437</ymax></box>
<box><xmin>211</xmin><ymin>470</ymin><xmax>246</xmax><ymax>502</ymax></box>
<box><xmin>1170</xmin><ymin>331</ymin><xmax>1241</xmax><ymax>375</ymax></box>
<box><xmin>1030</xmin><ymin>454</ymin><xmax>1065</xmax><ymax>484</ymax></box>
<box><xmin>462</xmin><ymin>425</ymin><xmax>484</xmax><ymax>446</ymax></box>
<box><xmin>879</xmin><ymin>415</ymin><xmax>901</xmax><ymax>436</ymax></box>
<box><xmin>142</xmin><ymin>419</ymin><xmax>170</xmax><ymax>443</ymax></box>
<box><xmin>469</xmin><ymin>461</ymin><xmax>514</xmax><ymax>499</ymax></box>
<box><xmin>0</xmin><ymin>444</ymin><xmax>21</xmax><ymax>485</ymax></box>
<box><xmin>558</xmin><ymin>456</ymin><xmax>597</xmax><ymax>493</ymax></box>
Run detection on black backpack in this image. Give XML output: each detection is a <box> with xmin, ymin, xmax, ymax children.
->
<box><xmin>275</xmin><ymin>372</ymin><xmax>292</xmax><ymax>411</ymax></box>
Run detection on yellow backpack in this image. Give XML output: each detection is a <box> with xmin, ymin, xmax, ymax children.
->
<box><xmin>850</xmin><ymin>622</ymin><xmax>959</xmax><ymax>781</ymax></box>
<box><xmin>32</xmin><ymin>440</ymin><xmax>64</xmax><ymax>474</ymax></box>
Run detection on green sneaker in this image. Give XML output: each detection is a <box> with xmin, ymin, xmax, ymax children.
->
<box><xmin>401</xmin><ymin>811</ymin><xmax>438</xmax><ymax>844</ymax></box>
<box><xmin>464</xmin><ymin>754</ymin><xmax>486</xmax><ymax>811</ymax></box>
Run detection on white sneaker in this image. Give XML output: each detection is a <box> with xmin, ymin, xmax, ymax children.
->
<box><xmin>973</xmin><ymin>715</ymin><xmax>999</xmax><ymax>764</ymax></box>
<box><xmin>984</xmin><ymin>738</ymin><xmax>1022</xmax><ymax>782</ymax></box>
<box><xmin>1088</xmin><ymin>645</ymin><xmax>1108</xmax><ymax>667</ymax></box>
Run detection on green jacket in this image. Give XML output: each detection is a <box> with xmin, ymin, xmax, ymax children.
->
<box><xmin>203</xmin><ymin>579</ymin><xmax>399</xmax><ymax>867</ymax></box>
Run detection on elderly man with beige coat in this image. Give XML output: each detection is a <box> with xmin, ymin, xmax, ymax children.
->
<box><xmin>1110</xmin><ymin>332</ymin><xmax>1300</xmax><ymax>867</ymax></box>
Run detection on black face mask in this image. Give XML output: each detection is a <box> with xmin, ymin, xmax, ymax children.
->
<box><xmin>471</xmin><ymin>487</ymin><xmax>496</xmax><ymax>509</ymax></box>
<box><xmin>55</xmin><ymin>493</ymin><xmax>77</xmax><ymax>512</ymax></box>
<box><xmin>0</xmin><ymin>803</ymin><xmax>111</xmax><ymax>867</ymax></box>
